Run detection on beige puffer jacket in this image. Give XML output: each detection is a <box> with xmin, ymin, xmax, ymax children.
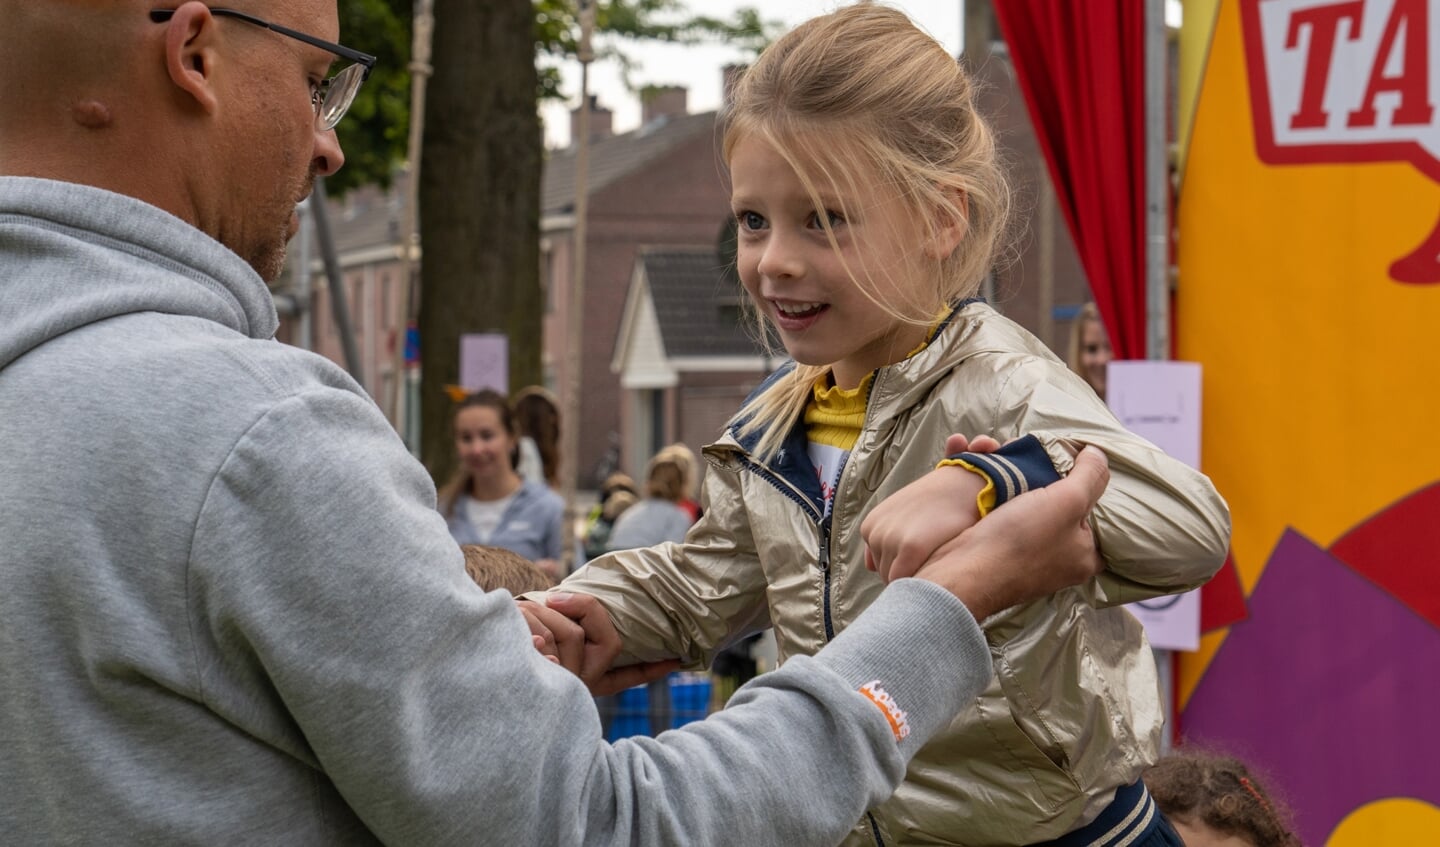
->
<box><xmin>561</xmin><ymin>302</ymin><xmax>1230</xmax><ymax>846</ymax></box>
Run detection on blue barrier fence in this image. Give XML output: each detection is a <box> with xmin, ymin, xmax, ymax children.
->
<box><xmin>604</xmin><ymin>672</ymin><xmax>712</xmax><ymax>740</ymax></box>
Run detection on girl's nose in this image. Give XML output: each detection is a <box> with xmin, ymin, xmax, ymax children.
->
<box><xmin>756</xmin><ymin>232</ymin><xmax>804</xmax><ymax>281</ymax></box>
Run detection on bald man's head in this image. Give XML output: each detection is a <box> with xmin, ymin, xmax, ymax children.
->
<box><xmin>0</xmin><ymin>1</ymin><xmax>146</xmax><ymax>135</ymax></box>
<box><xmin>1</xmin><ymin>0</ymin><xmax>350</xmax><ymax>282</ymax></box>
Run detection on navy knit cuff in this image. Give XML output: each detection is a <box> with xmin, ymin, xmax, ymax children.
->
<box><xmin>947</xmin><ymin>434</ymin><xmax>1061</xmax><ymax>507</ymax></box>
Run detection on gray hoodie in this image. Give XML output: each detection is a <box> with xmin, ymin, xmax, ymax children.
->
<box><xmin>0</xmin><ymin>177</ymin><xmax>994</xmax><ymax>845</ymax></box>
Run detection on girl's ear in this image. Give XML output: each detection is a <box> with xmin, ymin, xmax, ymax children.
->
<box><xmin>923</xmin><ymin>189</ymin><xmax>969</xmax><ymax>261</ymax></box>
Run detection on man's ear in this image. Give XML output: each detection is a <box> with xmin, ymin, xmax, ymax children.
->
<box><xmin>923</xmin><ymin>189</ymin><xmax>969</xmax><ymax>261</ymax></box>
<box><xmin>162</xmin><ymin>2</ymin><xmax>221</xmax><ymax>114</ymax></box>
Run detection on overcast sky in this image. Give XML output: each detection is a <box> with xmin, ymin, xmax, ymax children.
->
<box><xmin>539</xmin><ymin>1</ymin><xmax>965</xmax><ymax>148</ymax></box>
<box><xmin>539</xmin><ymin>0</ymin><xmax>1185</xmax><ymax>149</ymax></box>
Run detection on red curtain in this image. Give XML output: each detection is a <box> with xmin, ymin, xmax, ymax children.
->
<box><xmin>992</xmin><ymin>0</ymin><xmax>1147</xmax><ymax>360</ymax></box>
<box><xmin>993</xmin><ymin>0</ymin><xmax>1251</xmax><ymax>648</ymax></box>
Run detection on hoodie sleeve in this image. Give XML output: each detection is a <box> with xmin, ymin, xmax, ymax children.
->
<box><xmin>187</xmin><ymin>386</ymin><xmax>993</xmax><ymax>846</ymax></box>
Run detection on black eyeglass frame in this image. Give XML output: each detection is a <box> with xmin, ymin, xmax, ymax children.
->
<box><xmin>149</xmin><ymin>7</ymin><xmax>376</xmax><ymax>129</ymax></box>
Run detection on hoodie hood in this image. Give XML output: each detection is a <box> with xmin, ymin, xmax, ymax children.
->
<box><xmin>0</xmin><ymin>177</ymin><xmax>278</xmax><ymax>371</ymax></box>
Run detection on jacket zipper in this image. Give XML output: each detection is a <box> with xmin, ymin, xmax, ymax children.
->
<box><xmin>737</xmin><ymin>455</ymin><xmax>837</xmax><ymax>639</ymax></box>
<box><xmin>734</xmin><ymin>411</ymin><xmax>880</xmax><ymax>844</ymax></box>
<box><xmin>818</xmin><ymin>513</ymin><xmax>835</xmax><ymax>641</ymax></box>
<box><xmin>818</xmin><ymin>449</ymin><xmax>853</xmax><ymax>642</ymax></box>
<box><xmin>866</xmin><ymin>811</ymin><xmax>887</xmax><ymax>846</ymax></box>
<box><xmin>745</xmin><ymin>459</ymin><xmax>882</xmax><ymax>847</ymax></box>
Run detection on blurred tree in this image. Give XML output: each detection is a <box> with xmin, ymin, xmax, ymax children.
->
<box><xmin>533</xmin><ymin>1</ymin><xmax>773</xmax><ymax>99</ymax></box>
<box><xmin>336</xmin><ymin>0</ymin><xmax>777</xmax><ymax>481</ymax></box>
<box><xmin>419</xmin><ymin>0</ymin><xmax>544</xmax><ymax>483</ymax></box>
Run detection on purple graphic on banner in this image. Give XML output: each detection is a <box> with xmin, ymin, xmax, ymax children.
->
<box><xmin>1183</xmin><ymin>529</ymin><xmax>1440</xmax><ymax>847</ymax></box>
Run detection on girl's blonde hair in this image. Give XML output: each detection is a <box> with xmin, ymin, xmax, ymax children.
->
<box><xmin>722</xmin><ymin>1</ymin><xmax>1011</xmax><ymax>460</ymax></box>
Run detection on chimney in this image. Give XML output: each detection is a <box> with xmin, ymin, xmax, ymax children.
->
<box><xmin>641</xmin><ymin>85</ymin><xmax>688</xmax><ymax>125</ymax></box>
<box><xmin>569</xmin><ymin>94</ymin><xmax>613</xmax><ymax>146</ymax></box>
<box><xmin>722</xmin><ymin>64</ymin><xmax>747</xmax><ymax>107</ymax></box>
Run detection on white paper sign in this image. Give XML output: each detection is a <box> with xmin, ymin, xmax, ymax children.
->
<box><xmin>460</xmin><ymin>334</ymin><xmax>508</xmax><ymax>395</ymax></box>
<box><xmin>1108</xmin><ymin>361</ymin><xmax>1203</xmax><ymax>652</ymax></box>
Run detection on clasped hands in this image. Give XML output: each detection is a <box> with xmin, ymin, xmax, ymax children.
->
<box><xmin>518</xmin><ymin>434</ymin><xmax>1108</xmax><ymax>694</ymax></box>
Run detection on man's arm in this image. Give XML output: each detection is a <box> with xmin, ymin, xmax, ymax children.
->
<box><xmin>538</xmin><ymin>447</ymin><xmax>1108</xmax><ymax>694</ymax></box>
<box><xmin>193</xmin><ymin>387</ymin><xmax>1105</xmax><ymax>846</ymax></box>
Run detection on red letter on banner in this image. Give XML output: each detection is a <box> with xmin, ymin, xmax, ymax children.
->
<box><xmin>1348</xmin><ymin>0</ymin><xmax>1435</xmax><ymax>127</ymax></box>
<box><xmin>1287</xmin><ymin>1</ymin><xmax>1366</xmax><ymax>130</ymax></box>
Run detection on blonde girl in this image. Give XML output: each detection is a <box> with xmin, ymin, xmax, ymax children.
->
<box><xmin>1067</xmin><ymin>302</ymin><xmax>1115</xmax><ymax>400</ymax></box>
<box><xmin>546</xmin><ymin>4</ymin><xmax>1229</xmax><ymax>845</ymax></box>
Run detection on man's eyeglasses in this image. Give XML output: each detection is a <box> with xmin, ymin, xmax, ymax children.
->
<box><xmin>149</xmin><ymin>8</ymin><xmax>376</xmax><ymax>131</ymax></box>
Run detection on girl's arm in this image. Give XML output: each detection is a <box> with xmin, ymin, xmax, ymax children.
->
<box><xmin>990</xmin><ymin>355</ymin><xmax>1230</xmax><ymax>606</ymax></box>
<box><xmin>543</xmin><ymin>460</ymin><xmax>772</xmax><ymax>669</ymax></box>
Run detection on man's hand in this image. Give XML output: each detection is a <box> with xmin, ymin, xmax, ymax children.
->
<box><xmin>861</xmin><ymin>433</ymin><xmax>1001</xmax><ymax>582</ymax></box>
<box><xmin>524</xmin><ymin>593</ymin><xmax>681</xmax><ymax>695</ymax></box>
<box><xmin>516</xmin><ymin>599</ymin><xmax>585</xmax><ymax>671</ymax></box>
<box><xmin>913</xmin><ymin>445</ymin><xmax>1109</xmax><ymax>621</ymax></box>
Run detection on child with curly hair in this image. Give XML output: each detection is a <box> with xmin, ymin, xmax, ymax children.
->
<box><xmin>1144</xmin><ymin>751</ymin><xmax>1302</xmax><ymax>847</ymax></box>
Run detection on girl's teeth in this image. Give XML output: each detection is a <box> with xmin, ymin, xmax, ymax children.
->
<box><xmin>776</xmin><ymin>301</ymin><xmax>822</xmax><ymax>316</ymax></box>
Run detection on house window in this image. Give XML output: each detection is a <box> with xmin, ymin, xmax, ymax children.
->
<box><xmin>540</xmin><ymin>239</ymin><xmax>555</xmax><ymax>315</ymax></box>
<box><xmin>380</xmin><ymin>274</ymin><xmax>392</xmax><ymax>327</ymax></box>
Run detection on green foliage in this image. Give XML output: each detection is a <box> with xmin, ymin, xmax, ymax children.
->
<box><xmin>333</xmin><ymin>0</ymin><xmax>778</xmax><ymax>194</ymax></box>
<box><xmin>332</xmin><ymin>0</ymin><xmax>413</xmax><ymax>194</ymax></box>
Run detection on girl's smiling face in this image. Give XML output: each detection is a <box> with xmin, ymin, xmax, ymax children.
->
<box><xmin>729</xmin><ymin>134</ymin><xmax>936</xmax><ymax>390</ymax></box>
<box><xmin>454</xmin><ymin>405</ymin><xmax>516</xmax><ymax>483</ymax></box>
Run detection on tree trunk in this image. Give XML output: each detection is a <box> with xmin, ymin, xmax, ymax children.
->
<box><xmin>419</xmin><ymin>0</ymin><xmax>543</xmax><ymax>482</ymax></box>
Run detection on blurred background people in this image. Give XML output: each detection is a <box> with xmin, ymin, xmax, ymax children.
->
<box><xmin>581</xmin><ymin>472</ymin><xmax>639</xmax><ymax>562</ymax></box>
<box><xmin>1066</xmin><ymin>302</ymin><xmax>1114</xmax><ymax>401</ymax></box>
<box><xmin>512</xmin><ymin>385</ymin><xmax>560</xmax><ymax>489</ymax></box>
<box><xmin>439</xmin><ymin>390</ymin><xmax>567</xmax><ymax>580</ymax></box>
<box><xmin>1144</xmin><ymin>750</ymin><xmax>1302</xmax><ymax>847</ymax></box>
<box><xmin>606</xmin><ymin>450</ymin><xmax>696</xmax><ymax>554</ymax></box>
<box><xmin>654</xmin><ymin>442</ymin><xmax>701</xmax><ymax>522</ymax></box>
<box><xmin>601</xmin><ymin>449</ymin><xmax>701</xmax><ymax>736</ymax></box>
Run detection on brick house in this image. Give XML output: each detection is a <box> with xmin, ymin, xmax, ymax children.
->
<box><xmin>542</xmin><ymin>91</ymin><xmax>740</xmax><ymax>486</ymax></box>
<box><xmin>274</xmin><ymin>89</ymin><xmax>743</xmax><ymax>487</ymax></box>
<box><xmin>272</xmin><ymin>178</ymin><xmax>410</xmax><ymax>411</ymax></box>
<box><xmin>610</xmin><ymin>247</ymin><xmax>768</xmax><ymax>480</ymax></box>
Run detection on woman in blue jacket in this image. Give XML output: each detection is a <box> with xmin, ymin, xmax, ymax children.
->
<box><xmin>440</xmin><ymin>390</ymin><xmax>567</xmax><ymax>580</ymax></box>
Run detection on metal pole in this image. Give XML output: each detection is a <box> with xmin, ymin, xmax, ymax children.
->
<box><xmin>1038</xmin><ymin>177</ymin><xmax>1055</xmax><ymax>349</ymax></box>
<box><xmin>561</xmin><ymin>0</ymin><xmax>597</xmax><ymax>549</ymax></box>
<box><xmin>1145</xmin><ymin>0</ymin><xmax>1170</xmax><ymax>362</ymax></box>
<box><xmin>965</xmin><ymin>0</ymin><xmax>1000</xmax><ymax>309</ymax></box>
<box><xmin>295</xmin><ymin>197</ymin><xmax>314</xmax><ymax>351</ymax></box>
<box><xmin>311</xmin><ymin>178</ymin><xmax>365</xmax><ymax>385</ymax></box>
<box><xmin>1144</xmin><ymin>0</ymin><xmax>1176</xmax><ymax>753</ymax></box>
<box><xmin>393</xmin><ymin>0</ymin><xmax>435</xmax><ymax>454</ymax></box>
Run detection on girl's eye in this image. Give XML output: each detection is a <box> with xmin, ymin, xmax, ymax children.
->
<box><xmin>735</xmin><ymin>210</ymin><xmax>767</xmax><ymax>232</ymax></box>
<box><xmin>810</xmin><ymin>210</ymin><xmax>845</xmax><ymax>230</ymax></box>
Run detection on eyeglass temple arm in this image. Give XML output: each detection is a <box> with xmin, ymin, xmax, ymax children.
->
<box><xmin>148</xmin><ymin>8</ymin><xmax>376</xmax><ymax>77</ymax></box>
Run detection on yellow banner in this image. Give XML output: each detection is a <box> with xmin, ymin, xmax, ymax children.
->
<box><xmin>1178</xmin><ymin>1</ymin><xmax>1440</xmax><ymax>842</ymax></box>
